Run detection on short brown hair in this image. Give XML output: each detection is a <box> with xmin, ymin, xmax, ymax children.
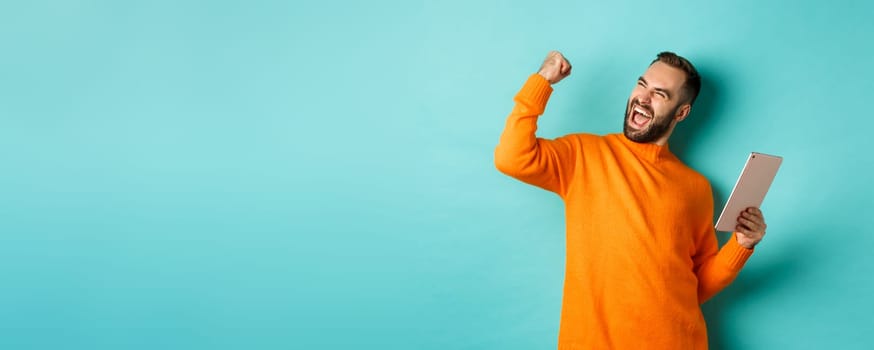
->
<box><xmin>651</xmin><ymin>51</ymin><xmax>700</xmax><ymax>106</ymax></box>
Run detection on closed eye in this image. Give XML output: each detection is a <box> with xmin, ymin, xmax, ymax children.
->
<box><xmin>638</xmin><ymin>77</ymin><xmax>671</xmax><ymax>100</ymax></box>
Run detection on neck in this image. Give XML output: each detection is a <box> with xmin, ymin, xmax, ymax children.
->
<box><xmin>650</xmin><ymin>120</ymin><xmax>678</xmax><ymax>146</ymax></box>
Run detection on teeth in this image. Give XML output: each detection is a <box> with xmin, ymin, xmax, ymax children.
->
<box><xmin>634</xmin><ymin>106</ymin><xmax>651</xmax><ymax>118</ymax></box>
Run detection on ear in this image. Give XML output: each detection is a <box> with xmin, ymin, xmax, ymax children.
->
<box><xmin>674</xmin><ymin>104</ymin><xmax>692</xmax><ymax>122</ymax></box>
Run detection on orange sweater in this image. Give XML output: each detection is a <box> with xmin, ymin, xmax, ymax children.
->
<box><xmin>495</xmin><ymin>74</ymin><xmax>753</xmax><ymax>349</ymax></box>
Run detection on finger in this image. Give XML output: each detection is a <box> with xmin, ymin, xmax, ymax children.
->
<box><xmin>742</xmin><ymin>210</ymin><xmax>764</xmax><ymax>223</ymax></box>
<box><xmin>749</xmin><ymin>215</ymin><xmax>766</xmax><ymax>229</ymax></box>
<box><xmin>736</xmin><ymin>224</ymin><xmax>761</xmax><ymax>237</ymax></box>
<box><xmin>738</xmin><ymin>217</ymin><xmax>759</xmax><ymax>231</ymax></box>
<box><xmin>752</xmin><ymin>208</ymin><xmax>766</xmax><ymax>224</ymax></box>
<box><xmin>741</xmin><ymin>211</ymin><xmax>759</xmax><ymax>223</ymax></box>
<box><xmin>743</xmin><ymin>215</ymin><xmax>766</xmax><ymax>231</ymax></box>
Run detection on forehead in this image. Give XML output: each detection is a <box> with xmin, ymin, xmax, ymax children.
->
<box><xmin>642</xmin><ymin>61</ymin><xmax>686</xmax><ymax>92</ymax></box>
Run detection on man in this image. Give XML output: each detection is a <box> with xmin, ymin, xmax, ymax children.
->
<box><xmin>494</xmin><ymin>51</ymin><xmax>767</xmax><ymax>349</ymax></box>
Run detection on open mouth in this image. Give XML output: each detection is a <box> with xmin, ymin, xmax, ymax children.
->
<box><xmin>629</xmin><ymin>104</ymin><xmax>653</xmax><ymax>129</ymax></box>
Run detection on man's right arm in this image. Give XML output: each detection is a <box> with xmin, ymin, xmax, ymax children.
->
<box><xmin>494</xmin><ymin>51</ymin><xmax>576</xmax><ymax>195</ymax></box>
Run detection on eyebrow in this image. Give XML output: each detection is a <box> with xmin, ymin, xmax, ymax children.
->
<box><xmin>638</xmin><ymin>77</ymin><xmax>672</xmax><ymax>100</ymax></box>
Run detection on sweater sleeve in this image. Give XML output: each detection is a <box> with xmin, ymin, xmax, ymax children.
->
<box><xmin>494</xmin><ymin>74</ymin><xmax>576</xmax><ymax>196</ymax></box>
<box><xmin>693</xmin><ymin>185</ymin><xmax>754</xmax><ymax>303</ymax></box>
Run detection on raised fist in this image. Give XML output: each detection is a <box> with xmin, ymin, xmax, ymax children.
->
<box><xmin>538</xmin><ymin>51</ymin><xmax>572</xmax><ymax>85</ymax></box>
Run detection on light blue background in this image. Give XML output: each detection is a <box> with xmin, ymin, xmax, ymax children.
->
<box><xmin>2</xmin><ymin>1</ymin><xmax>872</xmax><ymax>349</ymax></box>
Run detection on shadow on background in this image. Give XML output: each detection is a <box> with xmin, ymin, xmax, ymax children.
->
<box><xmin>670</xmin><ymin>64</ymin><xmax>725</xmax><ymax>163</ymax></box>
<box><xmin>702</xmin><ymin>234</ymin><xmax>817</xmax><ymax>350</ymax></box>
<box><xmin>671</xmin><ymin>64</ymin><xmax>810</xmax><ymax>350</ymax></box>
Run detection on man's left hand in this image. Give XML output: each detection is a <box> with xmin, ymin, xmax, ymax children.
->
<box><xmin>735</xmin><ymin>207</ymin><xmax>766</xmax><ymax>249</ymax></box>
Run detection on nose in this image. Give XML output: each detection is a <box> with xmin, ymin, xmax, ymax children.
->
<box><xmin>636</xmin><ymin>92</ymin><xmax>651</xmax><ymax>105</ymax></box>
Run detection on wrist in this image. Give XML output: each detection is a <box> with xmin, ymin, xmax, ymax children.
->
<box><xmin>735</xmin><ymin>234</ymin><xmax>759</xmax><ymax>250</ymax></box>
<box><xmin>537</xmin><ymin>71</ymin><xmax>555</xmax><ymax>84</ymax></box>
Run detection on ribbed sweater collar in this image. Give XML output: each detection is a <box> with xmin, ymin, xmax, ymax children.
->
<box><xmin>614</xmin><ymin>133</ymin><xmax>675</xmax><ymax>163</ymax></box>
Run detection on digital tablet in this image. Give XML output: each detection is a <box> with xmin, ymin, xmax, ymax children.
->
<box><xmin>715</xmin><ymin>152</ymin><xmax>783</xmax><ymax>232</ymax></box>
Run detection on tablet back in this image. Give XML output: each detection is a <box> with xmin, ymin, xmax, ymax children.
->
<box><xmin>715</xmin><ymin>152</ymin><xmax>783</xmax><ymax>232</ymax></box>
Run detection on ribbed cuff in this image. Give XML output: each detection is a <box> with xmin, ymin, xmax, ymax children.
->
<box><xmin>716</xmin><ymin>236</ymin><xmax>754</xmax><ymax>272</ymax></box>
<box><xmin>514</xmin><ymin>73</ymin><xmax>553</xmax><ymax>113</ymax></box>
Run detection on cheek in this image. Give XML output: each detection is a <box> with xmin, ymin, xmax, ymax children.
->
<box><xmin>651</xmin><ymin>103</ymin><xmax>666</xmax><ymax>116</ymax></box>
<box><xmin>654</xmin><ymin>102</ymin><xmax>676</xmax><ymax>118</ymax></box>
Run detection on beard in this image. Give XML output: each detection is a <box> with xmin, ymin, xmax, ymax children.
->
<box><xmin>623</xmin><ymin>98</ymin><xmax>678</xmax><ymax>144</ymax></box>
